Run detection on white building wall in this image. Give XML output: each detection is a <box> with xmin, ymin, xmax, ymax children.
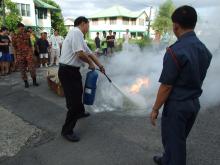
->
<box><xmin>11</xmin><ymin>0</ymin><xmax>36</xmax><ymax>26</ymax></box>
<box><xmin>64</xmin><ymin>19</ymin><xmax>74</xmax><ymax>31</ymax></box>
<box><xmin>12</xmin><ymin>0</ymin><xmax>52</xmax><ymax>31</ymax></box>
<box><xmin>89</xmin><ymin>14</ymin><xmax>147</xmax><ymax>39</ymax></box>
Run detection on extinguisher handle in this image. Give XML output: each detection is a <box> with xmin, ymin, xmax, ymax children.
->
<box><xmin>88</xmin><ymin>67</ymin><xmax>96</xmax><ymax>71</ymax></box>
<box><xmin>96</xmin><ymin>69</ymin><xmax>112</xmax><ymax>83</ymax></box>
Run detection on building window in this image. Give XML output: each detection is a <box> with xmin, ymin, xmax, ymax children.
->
<box><xmin>26</xmin><ymin>4</ymin><xmax>30</xmax><ymax>17</ymax></box>
<box><xmin>131</xmin><ymin>18</ymin><xmax>136</xmax><ymax>25</ymax></box>
<box><xmin>139</xmin><ymin>18</ymin><xmax>144</xmax><ymax>26</ymax></box>
<box><xmin>110</xmin><ymin>17</ymin><xmax>117</xmax><ymax>25</ymax></box>
<box><xmin>16</xmin><ymin>3</ymin><xmax>30</xmax><ymax>17</ymax></box>
<box><xmin>21</xmin><ymin>4</ymin><xmax>26</xmax><ymax>16</ymax></box>
<box><xmin>92</xmin><ymin>18</ymin><xmax>98</xmax><ymax>25</ymax></box>
<box><xmin>122</xmin><ymin>17</ymin><xmax>129</xmax><ymax>25</ymax></box>
<box><xmin>38</xmin><ymin>8</ymin><xmax>47</xmax><ymax>19</ymax></box>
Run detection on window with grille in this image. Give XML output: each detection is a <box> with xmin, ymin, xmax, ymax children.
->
<box><xmin>122</xmin><ymin>17</ymin><xmax>129</xmax><ymax>25</ymax></box>
<box><xmin>110</xmin><ymin>17</ymin><xmax>117</xmax><ymax>25</ymax></box>
<box><xmin>139</xmin><ymin>18</ymin><xmax>144</xmax><ymax>26</ymax></box>
<box><xmin>92</xmin><ymin>18</ymin><xmax>98</xmax><ymax>25</ymax></box>
<box><xmin>38</xmin><ymin>8</ymin><xmax>47</xmax><ymax>19</ymax></box>
<box><xmin>16</xmin><ymin>3</ymin><xmax>30</xmax><ymax>17</ymax></box>
<box><xmin>131</xmin><ymin>18</ymin><xmax>136</xmax><ymax>25</ymax></box>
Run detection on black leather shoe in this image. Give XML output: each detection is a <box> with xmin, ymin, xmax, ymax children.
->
<box><xmin>78</xmin><ymin>112</ymin><xmax>90</xmax><ymax>119</ymax></box>
<box><xmin>62</xmin><ymin>132</ymin><xmax>80</xmax><ymax>142</ymax></box>
<box><xmin>153</xmin><ymin>156</ymin><xmax>162</xmax><ymax>165</ymax></box>
<box><xmin>24</xmin><ymin>80</ymin><xmax>29</xmax><ymax>88</ymax></box>
<box><xmin>33</xmin><ymin>78</ymin><xmax>39</xmax><ymax>87</ymax></box>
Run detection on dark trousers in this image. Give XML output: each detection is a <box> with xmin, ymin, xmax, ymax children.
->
<box><xmin>58</xmin><ymin>64</ymin><xmax>85</xmax><ymax>135</ymax></box>
<box><xmin>161</xmin><ymin>99</ymin><xmax>200</xmax><ymax>165</ymax></box>
<box><xmin>102</xmin><ymin>48</ymin><xmax>107</xmax><ymax>55</ymax></box>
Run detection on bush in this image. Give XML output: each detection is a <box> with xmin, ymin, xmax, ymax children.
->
<box><xmin>85</xmin><ymin>37</ymin><xmax>152</xmax><ymax>52</ymax></box>
<box><xmin>86</xmin><ymin>38</ymin><xmax>96</xmax><ymax>51</ymax></box>
<box><xmin>129</xmin><ymin>37</ymin><xmax>152</xmax><ymax>49</ymax></box>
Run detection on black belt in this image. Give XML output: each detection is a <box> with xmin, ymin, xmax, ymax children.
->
<box><xmin>59</xmin><ymin>63</ymin><xmax>80</xmax><ymax>70</ymax></box>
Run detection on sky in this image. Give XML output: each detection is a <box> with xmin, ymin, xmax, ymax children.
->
<box><xmin>53</xmin><ymin>0</ymin><xmax>220</xmax><ymax>19</ymax></box>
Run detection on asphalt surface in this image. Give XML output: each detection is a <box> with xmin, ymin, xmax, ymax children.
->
<box><xmin>0</xmin><ymin>69</ymin><xmax>219</xmax><ymax>165</ymax></box>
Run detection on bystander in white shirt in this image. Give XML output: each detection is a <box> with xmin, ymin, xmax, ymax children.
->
<box><xmin>123</xmin><ymin>32</ymin><xmax>131</xmax><ymax>51</ymax></box>
<box><xmin>49</xmin><ymin>34</ymin><xmax>63</xmax><ymax>66</ymax></box>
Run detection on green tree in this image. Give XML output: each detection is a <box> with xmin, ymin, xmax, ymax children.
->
<box><xmin>0</xmin><ymin>0</ymin><xmax>22</xmax><ymax>31</ymax></box>
<box><xmin>152</xmin><ymin>0</ymin><xmax>175</xmax><ymax>35</ymax></box>
<box><xmin>41</xmin><ymin>0</ymin><xmax>67</xmax><ymax>36</ymax></box>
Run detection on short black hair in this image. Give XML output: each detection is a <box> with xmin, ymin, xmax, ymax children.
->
<box><xmin>17</xmin><ymin>22</ymin><xmax>25</xmax><ymax>28</ymax></box>
<box><xmin>74</xmin><ymin>16</ymin><xmax>89</xmax><ymax>27</ymax></box>
<box><xmin>109</xmin><ymin>30</ymin><xmax>112</xmax><ymax>33</ymax></box>
<box><xmin>171</xmin><ymin>5</ymin><xmax>197</xmax><ymax>29</ymax></box>
<box><xmin>1</xmin><ymin>26</ymin><xmax>8</xmax><ymax>32</ymax></box>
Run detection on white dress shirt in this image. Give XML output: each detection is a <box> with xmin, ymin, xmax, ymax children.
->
<box><xmin>59</xmin><ymin>27</ymin><xmax>92</xmax><ymax>67</ymax></box>
<box><xmin>49</xmin><ymin>35</ymin><xmax>63</xmax><ymax>50</ymax></box>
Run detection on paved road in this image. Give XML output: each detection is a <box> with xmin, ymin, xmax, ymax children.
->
<box><xmin>0</xmin><ymin>69</ymin><xmax>219</xmax><ymax>165</ymax></box>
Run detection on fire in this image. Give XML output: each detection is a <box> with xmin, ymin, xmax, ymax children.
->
<box><xmin>128</xmin><ymin>77</ymin><xmax>150</xmax><ymax>94</ymax></box>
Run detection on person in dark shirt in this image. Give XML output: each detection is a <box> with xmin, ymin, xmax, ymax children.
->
<box><xmin>106</xmin><ymin>30</ymin><xmax>115</xmax><ymax>55</ymax></box>
<box><xmin>37</xmin><ymin>32</ymin><xmax>49</xmax><ymax>67</ymax></box>
<box><xmin>0</xmin><ymin>27</ymin><xmax>10</xmax><ymax>76</ymax></box>
<box><xmin>150</xmin><ymin>6</ymin><xmax>212</xmax><ymax>165</ymax></box>
<box><xmin>94</xmin><ymin>32</ymin><xmax>100</xmax><ymax>55</ymax></box>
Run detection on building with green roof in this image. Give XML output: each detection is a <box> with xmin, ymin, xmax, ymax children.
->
<box><xmin>88</xmin><ymin>5</ymin><xmax>148</xmax><ymax>39</ymax></box>
<box><xmin>12</xmin><ymin>0</ymin><xmax>58</xmax><ymax>34</ymax></box>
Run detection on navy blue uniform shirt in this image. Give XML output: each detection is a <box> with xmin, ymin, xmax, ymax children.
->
<box><xmin>159</xmin><ymin>31</ymin><xmax>212</xmax><ymax>101</ymax></box>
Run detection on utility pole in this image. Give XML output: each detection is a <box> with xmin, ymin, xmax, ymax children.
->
<box><xmin>147</xmin><ymin>6</ymin><xmax>152</xmax><ymax>38</ymax></box>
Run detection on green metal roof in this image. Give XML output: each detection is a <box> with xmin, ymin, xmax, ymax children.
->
<box><xmin>88</xmin><ymin>5</ymin><xmax>147</xmax><ymax>19</ymax></box>
<box><xmin>34</xmin><ymin>0</ymin><xmax>58</xmax><ymax>10</ymax></box>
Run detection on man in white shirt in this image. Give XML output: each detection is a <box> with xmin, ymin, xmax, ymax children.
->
<box><xmin>49</xmin><ymin>30</ymin><xmax>63</xmax><ymax>66</ymax></box>
<box><xmin>123</xmin><ymin>29</ymin><xmax>131</xmax><ymax>51</ymax></box>
<box><xmin>58</xmin><ymin>16</ymin><xmax>105</xmax><ymax>142</ymax></box>
<box><xmin>124</xmin><ymin>29</ymin><xmax>131</xmax><ymax>43</ymax></box>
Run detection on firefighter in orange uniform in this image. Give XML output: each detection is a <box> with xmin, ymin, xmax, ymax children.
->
<box><xmin>12</xmin><ymin>22</ymin><xmax>39</xmax><ymax>88</ymax></box>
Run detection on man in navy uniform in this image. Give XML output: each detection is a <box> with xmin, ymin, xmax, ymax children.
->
<box><xmin>150</xmin><ymin>5</ymin><xmax>212</xmax><ymax>165</ymax></box>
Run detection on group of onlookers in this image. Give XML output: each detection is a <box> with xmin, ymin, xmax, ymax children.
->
<box><xmin>94</xmin><ymin>29</ymin><xmax>131</xmax><ymax>56</ymax></box>
<box><xmin>0</xmin><ymin>22</ymin><xmax>63</xmax><ymax>88</ymax></box>
<box><xmin>0</xmin><ymin>27</ymin><xmax>15</xmax><ymax>76</ymax></box>
<box><xmin>94</xmin><ymin>30</ymin><xmax>116</xmax><ymax>56</ymax></box>
<box><xmin>0</xmin><ymin>25</ymin><xmax>63</xmax><ymax>77</ymax></box>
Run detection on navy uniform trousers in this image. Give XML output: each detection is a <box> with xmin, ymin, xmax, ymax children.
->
<box><xmin>161</xmin><ymin>98</ymin><xmax>200</xmax><ymax>165</ymax></box>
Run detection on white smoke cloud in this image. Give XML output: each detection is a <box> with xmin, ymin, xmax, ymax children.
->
<box><xmin>92</xmin><ymin>45</ymin><xmax>163</xmax><ymax>114</ymax></box>
<box><xmin>196</xmin><ymin>7</ymin><xmax>220</xmax><ymax>109</ymax></box>
<box><xmin>88</xmin><ymin>6</ymin><xmax>220</xmax><ymax>114</ymax></box>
